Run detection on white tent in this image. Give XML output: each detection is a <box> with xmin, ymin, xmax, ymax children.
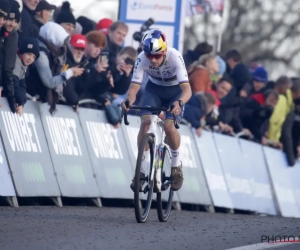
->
<box><xmin>47</xmin><ymin>0</ymin><xmax>119</xmax><ymax>22</ymax></box>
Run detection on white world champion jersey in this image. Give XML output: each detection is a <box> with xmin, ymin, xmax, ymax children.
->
<box><xmin>131</xmin><ymin>48</ymin><xmax>189</xmax><ymax>86</ymax></box>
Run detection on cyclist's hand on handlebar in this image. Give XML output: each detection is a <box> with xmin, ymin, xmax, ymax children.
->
<box><xmin>121</xmin><ymin>98</ymin><xmax>134</xmax><ymax>111</ymax></box>
<box><xmin>170</xmin><ymin>101</ymin><xmax>181</xmax><ymax>116</ymax></box>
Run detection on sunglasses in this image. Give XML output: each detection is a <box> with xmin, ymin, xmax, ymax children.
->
<box><xmin>145</xmin><ymin>53</ymin><xmax>164</xmax><ymax>60</ymax></box>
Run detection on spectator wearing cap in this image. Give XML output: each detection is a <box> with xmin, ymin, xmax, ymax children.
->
<box><xmin>62</xmin><ymin>34</ymin><xmax>87</xmax><ymax>106</ymax></box>
<box><xmin>0</xmin><ymin>1</ymin><xmax>19</xmax><ymax>100</ymax></box>
<box><xmin>26</xmin><ymin>22</ymin><xmax>84</xmax><ymax>114</ymax></box>
<box><xmin>33</xmin><ymin>0</ymin><xmax>56</xmax><ymax>29</ymax></box>
<box><xmin>183</xmin><ymin>41</ymin><xmax>213</xmax><ymax>69</ymax></box>
<box><xmin>268</xmin><ymin>76</ymin><xmax>293</xmax><ymax>147</ymax></box>
<box><xmin>19</xmin><ymin>0</ymin><xmax>40</xmax><ymax>45</ymax></box>
<box><xmin>55</xmin><ymin>1</ymin><xmax>75</xmax><ymax>36</ymax></box>
<box><xmin>97</xmin><ymin>18</ymin><xmax>113</xmax><ymax>35</ymax></box>
<box><xmin>9</xmin><ymin>37</ymin><xmax>39</xmax><ymax>115</ymax></box>
<box><xmin>0</xmin><ymin>0</ymin><xmax>10</xmax><ymax>28</ymax></box>
<box><xmin>225</xmin><ymin>49</ymin><xmax>252</xmax><ymax>95</ymax></box>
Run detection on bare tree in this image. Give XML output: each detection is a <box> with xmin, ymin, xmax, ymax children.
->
<box><xmin>185</xmin><ymin>0</ymin><xmax>300</xmax><ymax>78</ymax></box>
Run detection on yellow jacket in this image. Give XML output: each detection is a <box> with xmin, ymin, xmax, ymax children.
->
<box><xmin>268</xmin><ymin>89</ymin><xmax>293</xmax><ymax>142</ymax></box>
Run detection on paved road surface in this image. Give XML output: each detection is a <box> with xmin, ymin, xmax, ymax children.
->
<box><xmin>0</xmin><ymin>206</ymin><xmax>299</xmax><ymax>250</ymax></box>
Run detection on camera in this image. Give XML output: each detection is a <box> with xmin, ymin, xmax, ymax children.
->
<box><xmin>132</xmin><ymin>18</ymin><xmax>155</xmax><ymax>43</ymax></box>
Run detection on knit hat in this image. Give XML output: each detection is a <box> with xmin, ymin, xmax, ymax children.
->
<box><xmin>8</xmin><ymin>0</ymin><xmax>20</xmax><ymax>23</ymax></box>
<box><xmin>215</xmin><ymin>56</ymin><xmax>226</xmax><ymax>75</ymax></box>
<box><xmin>19</xmin><ymin>37</ymin><xmax>40</xmax><ymax>59</ymax></box>
<box><xmin>252</xmin><ymin>66</ymin><xmax>268</xmax><ymax>83</ymax></box>
<box><xmin>70</xmin><ymin>34</ymin><xmax>86</xmax><ymax>49</ymax></box>
<box><xmin>0</xmin><ymin>0</ymin><xmax>10</xmax><ymax>19</ymax></box>
<box><xmin>55</xmin><ymin>1</ymin><xmax>75</xmax><ymax>26</ymax></box>
<box><xmin>96</xmin><ymin>18</ymin><xmax>113</xmax><ymax>35</ymax></box>
<box><xmin>76</xmin><ymin>16</ymin><xmax>96</xmax><ymax>35</ymax></box>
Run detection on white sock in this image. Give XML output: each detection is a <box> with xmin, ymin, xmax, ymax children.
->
<box><xmin>141</xmin><ymin>150</ymin><xmax>150</xmax><ymax>175</ymax></box>
<box><xmin>170</xmin><ymin>147</ymin><xmax>181</xmax><ymax>167</ymax></box>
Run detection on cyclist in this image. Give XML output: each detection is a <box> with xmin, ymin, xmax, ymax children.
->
<box><xmin>122</xmin><ymin>29</ymin><xmax>192</xmax><ymax>192</ymax></box>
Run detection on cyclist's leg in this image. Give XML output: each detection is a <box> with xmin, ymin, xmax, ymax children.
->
<box><xmin>130</xmin><ymin>80</ymin><xmax>162</xmax><ymax>191</ymax></box>
<box><xmin>163</xmin><ymin>87</ymin><xmax>185</xmax><ymax>191</ymax></box>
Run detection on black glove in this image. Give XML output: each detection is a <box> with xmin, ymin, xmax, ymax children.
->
<box><xmin>7</xmin><ymin>96</ymin><xmax>17</xmax><ymax>113</ymax></box>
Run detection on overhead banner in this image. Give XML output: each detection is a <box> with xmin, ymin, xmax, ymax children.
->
<box><xmin>185</xmin><ymin>0</ymin><xmax>225</xmax><ymax>16</ymax></box>
<box><xmin>77</xmin><ymin>108</ymin><xmax>134</xmax><ymax>199</ymax></box>
<box><xmin>39</xmin><ymin>104</ymin><xmax>100</xmax><ymax>198</ymax></box>
<box><xmin>0</xmin><ymin>99</ymin><xmax>61</xmax><ymax>197</ymax></box>
<box><xmin>194</xmin><ymin>131</ymin><xmax>233</xmax><ymax>209</ymax></box>
<box><xmin>118</xmin><ymin>0</ymin><xmax>186</xmax><ymax>53</ymax></box>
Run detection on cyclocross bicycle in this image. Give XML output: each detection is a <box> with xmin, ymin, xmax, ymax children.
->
<box><xmin>122</xmin><ymin>100</ymin><xmax>180</xmax><ymax>223</ymax></box>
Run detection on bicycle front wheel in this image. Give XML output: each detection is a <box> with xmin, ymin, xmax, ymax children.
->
<box><xmin>134</xmin><ymin>133</ymin><xmax>155</xmax><ymax>223</ymax></box>
<box><xmin>156</xmin><ymin>146</ymin><xmax>174</xmax><ymax>222</ymax></box>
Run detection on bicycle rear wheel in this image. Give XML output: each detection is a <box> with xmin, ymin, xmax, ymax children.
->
<box><xmin>134</xmin><ymin>133</ymin><xmax>155</xmax><ymax>223</ymax></box>
<box><xmin>156</xmin><ymin>146</ymin><xmax>174</xmax><ymax>222</ymax></box>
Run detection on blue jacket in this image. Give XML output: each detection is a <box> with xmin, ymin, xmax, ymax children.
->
<box><xmin>183</xmin><ymin>95</ymin><xmax>204</xmax><ymax>129</ymax></box>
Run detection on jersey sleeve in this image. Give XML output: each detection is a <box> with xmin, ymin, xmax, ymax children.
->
<box><xmin>173</xmin><ymin>50</ymin><xmax>189</xmax><ymax>85</ymax></box>
<box><xmin>131</xmin><ymin>53</ymin><xmax>147</xmax><ymax>86</ymax></box>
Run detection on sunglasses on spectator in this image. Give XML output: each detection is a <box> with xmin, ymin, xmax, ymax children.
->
<box><xmin>144</xmin><ymin>53</ymin><xmax>164</xmax><ymax>60</ymax></box>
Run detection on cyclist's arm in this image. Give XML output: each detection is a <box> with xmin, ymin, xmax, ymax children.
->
<box><xmin>126</xmin><ymin>55</ymin><xmax>146</xmax><ymax>104</ymax></box>
<box><xmin>175</xmin><ymin>52</ymin><xmax>192</xmax><ymax>104</ymax></box>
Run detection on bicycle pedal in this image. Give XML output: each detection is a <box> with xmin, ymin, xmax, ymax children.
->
<box><xmin>142</xmin><ymin>185</ymin><xmax>149</xmax><ymax>194</ymax></box>
<box><xmin>161</xmin><ymin>183</ymin><xmax>170</xmax><ymax>191</ymax></box>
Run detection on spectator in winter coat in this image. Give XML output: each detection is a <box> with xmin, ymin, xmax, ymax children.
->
<box><xmin>188</xmin><ymin>54</ymin><xmax>219</xmax><ymax>93</ymax></box>
<box><xmin>55</xmin><ymin>1</ymin><xmax>75</xmax><ymax>36</ymax></box>
<box><xmin>268</xmin><ymin>76</ymin><xmax>293</xmax><ymax>147</ymax></box>
<box><xmin>0</xmin><ymin>1</ymin><xmax>19</xmax><ymax>105</ymax></box>
<box><xmin>11</xmin><ymin>37</ymin><xmax>39</xmax><ymax>115</ymax></box>
<box><xmin>225</xmin><ymin>49</ymin><xmax>252</xmax><ymax>94</ymax></box>
<box><xmin>241</xmin><ymin>90</ymin><xmax>278</xmax><ymax>143</ymax></box>
<box><xmin>62</xmin><ymin>33</ymin><xmax>87</xmax><ymax>106</ymax></box>
<box><xmin>33</xmin><ymin>0</ymin><xmax>56</xmax><ymax>29</ymax></box>
<box><xmin>281</xmin><ymin>82</ymin><xmax>300</xmax><ymax>166</ymax></box>
<box><xmin>26</xmin><ymin>22</ymin><xmax>84</xmax><ymax>114</ymax></box>
<box><xmin>183</xmin><ymin>41</ymin><xmax>213</xmax><ymax>69</ymax></box>
<box><xmin>18</xmin><ymin>0</ymin><xmax>40</xmax><ymax>45</ymax></box>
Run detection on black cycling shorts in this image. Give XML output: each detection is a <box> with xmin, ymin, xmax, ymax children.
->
<box><xmin>140</xmin><ymin>80</ymin><xmax>185</xmax><ymax>122</ymax></box>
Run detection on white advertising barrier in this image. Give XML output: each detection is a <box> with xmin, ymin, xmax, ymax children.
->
<box><xmin>289</xmin><ymin>161</ymin><xmax>300</xmax><ymax>212</ymax></box>
<box><xmin>193</xmin><ymin>130</ymin><xmax>233</xmax><ymax>209</ymax></box>
<box><xmin>263</xmin><ymin>146</ymin><xmax>300</xmax><ymax>218</ymax></box>
<box><xmin>118</xmin><ymin>0</ymin><xmax>186</xmax><ymax>53</ymax></box>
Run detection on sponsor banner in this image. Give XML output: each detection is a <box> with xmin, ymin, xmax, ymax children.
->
<box><xmin>77</xmin><ymin>108</ymin><xmax>133</xmax><ymax>199</ymax></box>
<box><xmin>263</xmin><ymin>147</ymin><xmax>300</xmax><ymax>218</ymax></box>
<box><xmin>0</xmin><ymin>99</ymin><xmax>60</xmax><ymax>196</ymax></box>
<box><xmin>194</xmin><ymin>130</ymin><xmax>233</xmax><ymax>209</ymax></box>
<box><xmin>185</xmin><ymin>0</ymin><xmax>225</xmax><ymax>16</ymax></box>
<box><xmin>177</xmin><ymin>126</ymin><xmax>212</xmax><ymax>205</ymax></box>
<box><xmin>239</xmin><ymin>139</ymin><xmax>277</xmax><ymax>215</ymax></box>
<box><xmin>39</xmin><ymin>104</ymin><xmax>100</xmax><ymax>197</ymax></box>
<box><xmin>213</xmin><ymin>133</ymin><xmax>256</xmax><ymax>211</ymax></box>
<box><xmin>121</xmin><ymin>114</ymin><xmax>180</xmax><ymax>202</ymax></box>
<box><xmin>119</xmin><ymin>0</ymin><xmax>186</xmax><ymax>53</ymax></box>
<box><xmin>0</xmin><ymin>134</ymin><xmax>15</xmax><ymax>196</ymax></box>
<box><xmin>289</xmin><ymin>161</ymin><xmax>300</xmax><ymax>212</ymax></box>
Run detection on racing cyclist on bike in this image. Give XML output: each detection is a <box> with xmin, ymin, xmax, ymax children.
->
<box><xmin>122</xmin><ymin>29</ymin><xmax>192</xmax><ymax>192</ymax></box>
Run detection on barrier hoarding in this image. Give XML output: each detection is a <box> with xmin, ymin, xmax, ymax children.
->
<box><xmin>0</xmin><ymin>99</ymin><xmax>61</xmax><ymax>197</ymax></box>
<box><xmin>194</xmin><ymin>131</ymin><xmax>233</xmax><ymax>209</ymax></box>
<box><xmin>239</xmin><ymin>139</ymin><xmax>277</xmax><ymax>215</ymax></box>
<box><xmin>289</xmin><ymin>161</ymin><xmax>300</xmax><ymax>212</ymax></box>
<box><xmin>213</xmin><ymin>133</ymin><xmax>256</xmax><ymax>211</ymax></box>
<box><xmin>39</xmin><ymin>104</ymin><xmax>100</xmax><ymax>197</ymax></box>
<box><xmin>177</xmin><ymin>126</ymin><xmax>212</xmax><ymax>205</ymax></box>
<box><xmin>263</xmin><ymin>146</ymin><xmax>300</xmax><ymax>218</ymax></box>
<box><xmin>77</xmin><ymin>108</ymin><xmax>133</xmax><ymax>199</ymax></box>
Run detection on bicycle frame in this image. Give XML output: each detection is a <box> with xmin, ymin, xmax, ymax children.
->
<box><xmin>148</xmin><ymin>115</ymin><xmax>171</xmax><ymax>193</ymax></box>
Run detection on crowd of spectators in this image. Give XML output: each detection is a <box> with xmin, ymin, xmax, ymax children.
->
<box><xmin>0</xmin><ymin>0</ymin><xmax>299</xmax><ymax>166</ymax></box>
